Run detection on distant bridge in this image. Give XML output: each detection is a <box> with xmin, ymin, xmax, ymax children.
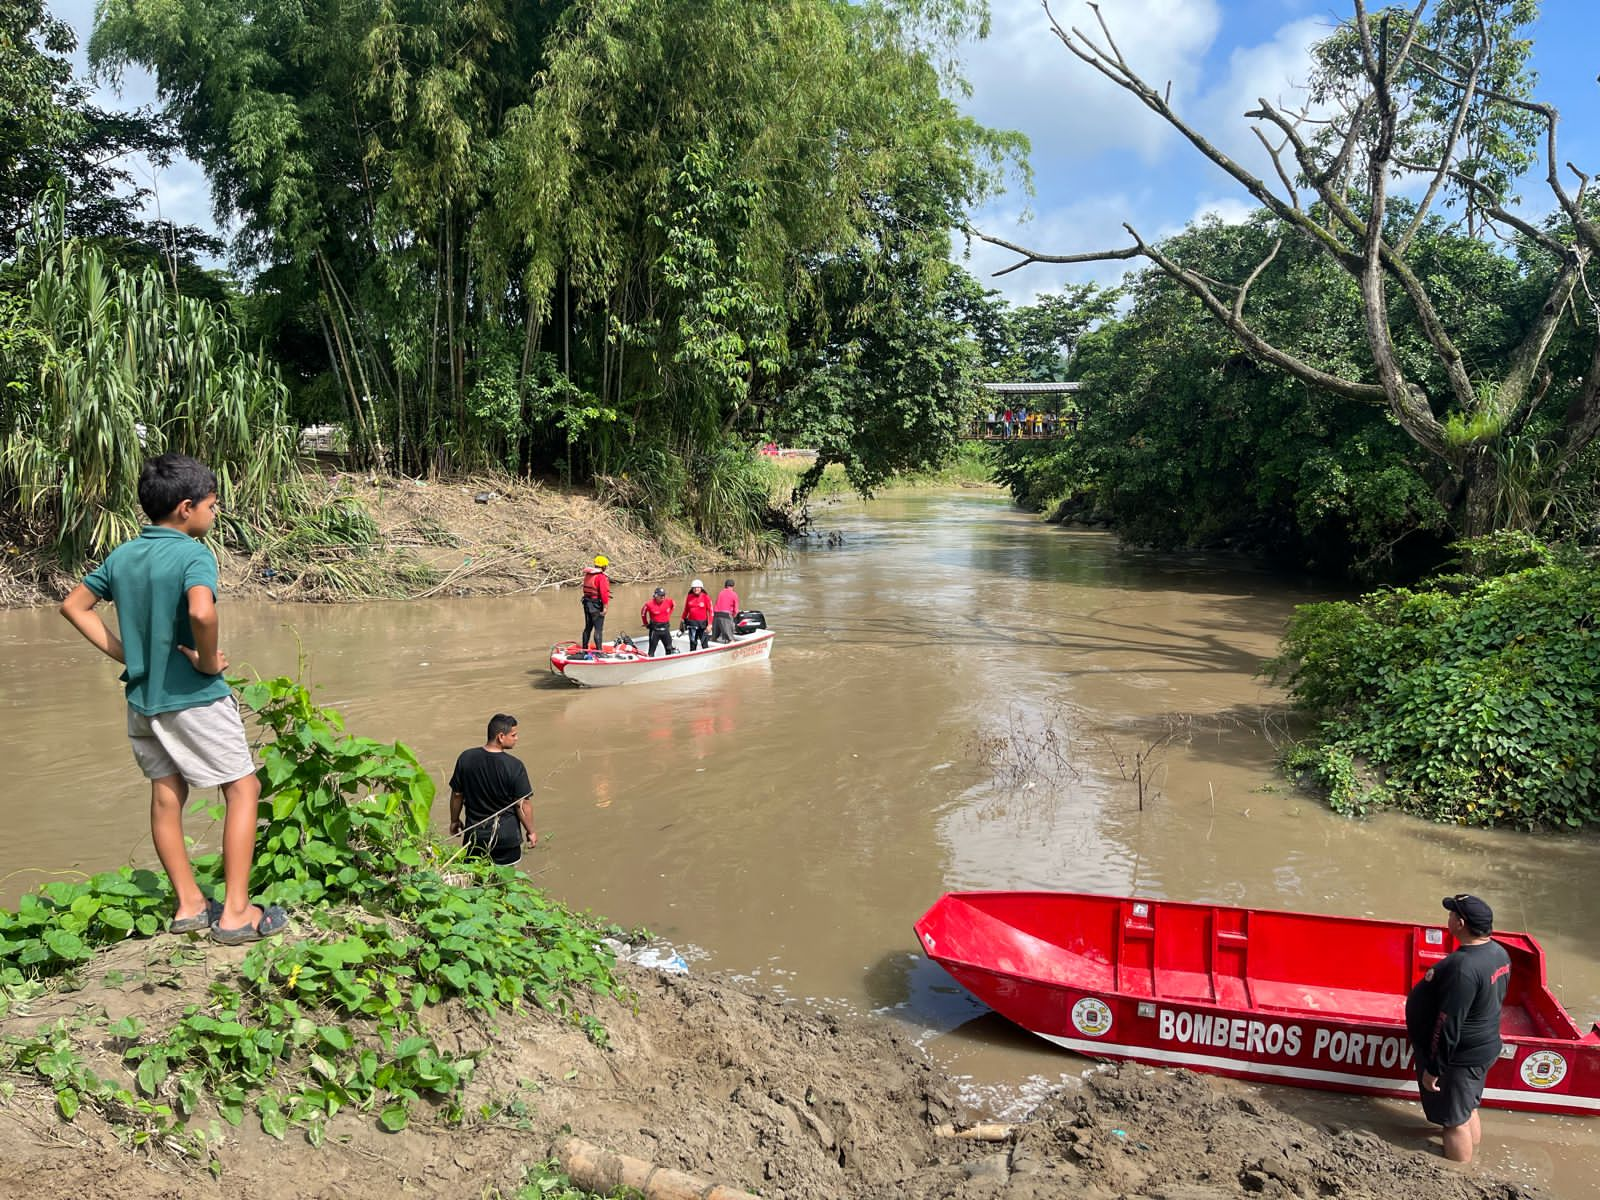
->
<box><xmin>970</xmin><ymin>381</ymin><xmax>1082</xmax><ymax>441</ymax></box>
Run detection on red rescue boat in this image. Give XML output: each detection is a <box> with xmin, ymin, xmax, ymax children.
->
<box><xmin>914</xmin><ymin>891</ymin><xmax>1600</xmax><ymax>1116</ymax></box>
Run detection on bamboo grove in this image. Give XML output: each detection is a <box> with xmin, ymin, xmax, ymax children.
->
<box><xmin>77</xmin><ymin>0</ymin><xmax>1018</xmax><ymax>525</ymax></box>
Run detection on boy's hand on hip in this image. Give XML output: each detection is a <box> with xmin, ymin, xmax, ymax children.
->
<box><xmin>179</xmin><ymin>644</ymin><xmax>228</xmax><ymax>675</ymax></box>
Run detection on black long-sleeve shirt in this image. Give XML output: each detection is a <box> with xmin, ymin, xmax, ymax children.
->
<box><xmin>1404</xmin><ymin>940</ymin><xmax>1511</xmax><ymax>1074</ymax></box>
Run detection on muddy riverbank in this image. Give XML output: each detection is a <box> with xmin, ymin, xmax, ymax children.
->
<box><xmin>0</xmin><ymin>954</ymin><xmax>1549</xmax><ymax>1200</ymax></box>
<box><xmin>4</xmin><ymin>490</ymin><xmax>1597</xmax><ymax>1196</ymax></box>
<box><xmin>0</xmin><ymin>473</ymin><xmax>752</xmax><ymax>608</ymax></box>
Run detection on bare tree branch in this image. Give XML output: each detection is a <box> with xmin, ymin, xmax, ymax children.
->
<box><xmin>1128</xmin><ymin>226</ymin><xmax>1390</xmax><ymax>405</ymax></box>
<box><xmin>1397</xmin><ymin>9</ymin><xmax>1485</xmax><ymax>251</ymax></box>
<box><xmin>1233</xmin><ymin>240</ymin><xmax>1282</xmax><ymax>322</ymax></box>
<box><xmin>1393</xmin><ymin>157</ymin><xmax>1568</xmax><ymax>254</ymax></box>
<box><xmin>969</xmin><ymin>228</ymin><xmax>1141</xmax><ymax>277</ymax></box>
<box><xmin>1355</xmin><ymin>11</ymin><xmax>1448</xmax><ymax>455</ymax></box>
<box><xmin>1250</xmin><ymin>125</ymin><xmax>1301</xmax><ymax>210</ymax></box>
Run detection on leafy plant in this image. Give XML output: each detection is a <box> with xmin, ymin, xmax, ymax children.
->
<box><xmin>1266</xmin><ymin>543</ymin><xmax>1600</xmax><ymax>827</ymax></box>
<box><xmin>3</xmin><ymin>196</ymin><xmax>306</xmax><ymax>567</ymax></box>
<box><xmin>1</xmin><ymin>678</ymin><xmax>618</xmax><ymax>1158</ymax></box>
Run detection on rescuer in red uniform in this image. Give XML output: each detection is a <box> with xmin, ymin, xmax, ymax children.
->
<box><xmin>712</xmin><ymin>578</ymin><xmax>740</xmax><ymax>643</ymax></box>
<box><xmin>640</xmin><ymin>587</ymin><xmax>676</xmax><ymax>657</ymax></box>
<box><xmin>580</xmin><ymin>555</ymin><xmax>611</xmax><ymax>650</ymax></box>
<box><xmin>682</xmin><ymin>579</ymin><xmax>713</xmax><ymax>650</ymax></box>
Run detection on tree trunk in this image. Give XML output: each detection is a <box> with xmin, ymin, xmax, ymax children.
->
<box><xmin>1459</xmin><ymin>445</ymin><xmax>1500</xmax><ymax>538</ymax></box>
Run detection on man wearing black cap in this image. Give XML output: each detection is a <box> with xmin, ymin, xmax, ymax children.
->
<box><xmin>640</xmin><ymin>587</ymin><xmax>676</xmax><ymax>657</ymax></box>
<box><xmin>1404</xmin><ymin>894</ymin><xmax>1511</xmax><ymax>1163</ymax></box>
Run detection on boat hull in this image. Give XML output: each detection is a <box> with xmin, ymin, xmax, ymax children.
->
<box><xmin>916</xmin><ymin>891</ymin><xmax>1600</xmax><ymax>1117</ymax></box>
<box><xmin>550</xmin><ymin>629</ymin><xmax>774</xmax><ymax>687</ymax></box>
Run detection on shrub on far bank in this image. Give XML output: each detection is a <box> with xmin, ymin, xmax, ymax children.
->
<box><xmin>1266</xmin><ymin>535</ymin><xmax>1600</xmax><ymax>828</ymax></box>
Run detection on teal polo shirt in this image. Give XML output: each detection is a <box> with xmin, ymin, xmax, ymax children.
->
<box><xmin>83</xmin><ymin>526</ymin><xmax>232</xmax><ymax>716</ymax></box>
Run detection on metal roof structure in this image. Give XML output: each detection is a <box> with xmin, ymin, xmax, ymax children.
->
<box><xmin>981</xmin><ymin>381</ymin><xmax>1084</xmax><ymax>395</ymax></box>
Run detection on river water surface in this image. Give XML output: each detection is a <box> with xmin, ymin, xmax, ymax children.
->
<box><xmin>2</xmin><ymin>491</ymin><xmax>1596</xmax><ymax>1193</ymax></box>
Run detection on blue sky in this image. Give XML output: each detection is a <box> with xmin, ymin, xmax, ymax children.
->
<box><xmin>51</xmin><ymin>0</ymin><xmax>1600</xmax><ymax>305</ymax></box>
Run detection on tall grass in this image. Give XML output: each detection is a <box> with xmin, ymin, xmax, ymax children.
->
<box><xmin>599</xmin><ymin>441</ymin><xmax>786</xmax><ymax>564</ymax></box>
<box><xmin>2</xmin><ymin>198</ymin><xmax>307</xmax><ymax>567</ymax></box>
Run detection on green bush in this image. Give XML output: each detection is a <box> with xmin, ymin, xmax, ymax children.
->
<box><xmin>1267</xmin><ymin>544</ymin><xmax>1600</xmax><ymax>827</ymax></box>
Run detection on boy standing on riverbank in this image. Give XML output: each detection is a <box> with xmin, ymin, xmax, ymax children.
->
<box><xmin>59</xmin><ymin>453</ymin><xmax>285</xmax><ymax>945</ymax></box>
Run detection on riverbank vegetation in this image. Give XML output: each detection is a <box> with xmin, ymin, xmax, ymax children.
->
<box><xmin>1267</xmin><ymin>535</ymin><xmax>1600</xmax><ymax>829</ymax></box>
<box><xmin>0</xmin><ymin>676</ymin><xmax>620</xmax><ymax>1185</ymax></box>
<box><xmin>988</xmin><ymin>1</ymin><xmax>1600</xmax><ymax>582</ymax></box>
<box><xmin>3</xmin><ymin>0</ymin><xmax>1018</xmax><ymax>584</ymax></box>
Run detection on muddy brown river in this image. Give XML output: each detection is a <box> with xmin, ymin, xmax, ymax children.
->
<box><xmin>3</xmin><ymin>491</ymin><xmax>1596</xmax><ymax>1192</ymax></box>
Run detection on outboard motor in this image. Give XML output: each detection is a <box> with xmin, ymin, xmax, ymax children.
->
<box><xmin>734</xmin><ymin>610</ymin><xmax>766</xmax><ymax>635</ymax></box>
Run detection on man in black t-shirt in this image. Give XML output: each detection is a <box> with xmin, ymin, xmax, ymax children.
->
<box><xmin>1404</xmin><ymin>893</ymin><xmax>1511</xmax><ymax>1164</ymax></box>
<box><xmin>448</xmin><ymin>714</ymin><xmax>537</xmax><ymax>866</ymax></box>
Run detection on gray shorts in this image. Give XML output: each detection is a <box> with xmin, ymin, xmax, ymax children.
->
<box><xmin>127</xmin><ymin>694</ymin><xmax>255</xmax><ymax>788</ymax></box>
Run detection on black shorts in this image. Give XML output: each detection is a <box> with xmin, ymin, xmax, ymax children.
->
<box><xmin>1417</xmin><ymin>1061</ymin><xmax>1489</xmax><ymax>1127</ymax></box>
<box><xmin>465</xmin><ymin>816</ymin><xmax>523</xmax><ymax>867</ymax></box>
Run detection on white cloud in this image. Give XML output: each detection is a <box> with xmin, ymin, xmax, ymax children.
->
<box><xmin>960</xmin><ymin>191</ymin><xmax>1157</xmax><ymax>304</ymax></box>
<box><xmin>960</xmin><ymin>0</ymin><xmax>1222</xmax><ymax>166</ymax></box>
<box><xmin>958</xmin><ymin>8</ymin><xmax>1346</xmax><ymax>307</ymax></box>
<box><xmin>1183</xmin><ymin>195</ymin><xmax>1258</xmax><ymax>229</ymax></box>
<box><xmin>1187</xmin><ymin>16</ymin><xmax>1333</xmax><ymax>201</ymax></box>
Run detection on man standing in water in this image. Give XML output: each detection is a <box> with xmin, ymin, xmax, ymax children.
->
<box><xmin>580</xmin><ymin>555</ymin><xmax>610</xmax><ymax>650</ymax></box>
<box><xmin>1405</xmin><ymin>894</ymin><xmax>1510</xmax><ymax>1164</ymax></box>
<box><xmin>448</xmin><ymin>714</ymin><xmax>537</xmax><ymax>867</ymax></box>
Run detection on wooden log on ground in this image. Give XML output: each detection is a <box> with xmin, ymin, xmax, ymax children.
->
<box><xmin>931</xmin><ymin>1121</ymin><xmax>1016</xmax><ymax>1142</ymax></box>
<box><xmin>558</xmin><ymin>1135</ymin><xmax>759</xmax><ymax>1200</ymax></box>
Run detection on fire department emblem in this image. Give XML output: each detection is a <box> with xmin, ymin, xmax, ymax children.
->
<box><xmin>1071</xmin><ymin>997</ymin><xmax>1114</xmax><ymax>1038</ymax></box>
<box><xmin>1520</xmin><ymin>1050</ymin><xmax>1567</xmax><ymax>1090</ymax></box>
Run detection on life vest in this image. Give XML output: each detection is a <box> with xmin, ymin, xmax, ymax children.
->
<box><xmin>582</xmin><ymin>567</ymin><xmax>610</xmax><ymax>604</ymax></box>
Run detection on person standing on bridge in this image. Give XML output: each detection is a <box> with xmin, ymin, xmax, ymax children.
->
<box><xmin>1404</xmin><ymin>893</ymin><xmax>1510</xmax><ymax>1164</ymax></box>
<box><xmin>580</xmin><ymin>554</ymin><xmax>610</xmax><ymax>650</ymax></box>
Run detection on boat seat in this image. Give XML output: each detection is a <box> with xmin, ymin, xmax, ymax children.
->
<box><xmin>1251</xmin><ymin>980</ymin><xmax>1405</xmax><ymax>1023</ymax></box>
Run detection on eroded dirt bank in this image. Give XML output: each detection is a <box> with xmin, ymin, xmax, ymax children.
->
<box><xmin>1</xmin><ymin>473</ymin><xmax>746</xmax><ymax>607</ymax></box>
<box><xmin>0</xmin><ymin>959</ymin><xmax>1546</xmax><ymax>1200</ymax></box>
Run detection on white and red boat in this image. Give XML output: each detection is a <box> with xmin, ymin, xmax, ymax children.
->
<box><xmin>549</xmin><ymin>627</ymin><xmax>775</xmax><ymax>687</ymax></box>
<box><xmin>915</xmin><ymin>891</ymin><xmax>1600</xmax><ymax>1116</ymax></box>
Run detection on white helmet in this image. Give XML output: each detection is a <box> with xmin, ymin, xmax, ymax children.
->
<box><xmin>690</xmin><ymin>578</ymin><xmax>705</xmax><ymax>589</ymax></box>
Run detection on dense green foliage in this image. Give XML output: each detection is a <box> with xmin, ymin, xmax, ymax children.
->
<box><xmin>88</xmin><ymin>0</ymin><xmax>1013</xmax><ymax>538</ymax></box>
<box><xmin>992</xmin><ymin>204</ymin><xmax>1598</xmax><ymax>576</ymax></box>
<box><xmin>2</xmin><ymin>201</ymin><xmax>305</xmax><ymax>565</ymax></box>
<box><xmin>1000</xmin><ymin>1</ymin><xmax>1600</xmax><ymax>556</ymax></box>
<box><xmin>1267</xmin><ymin>536</ymin><xmax>1600</xmax><ymax>827</ymax></box>
<box><xmin>0</xmin><ymin>678</ymin><xmax>617</xmax><ymax>1158</ymax></box>
<box><xmin>0</xmin><ymin>1</ymin><xmax>218</xmax><ymax>272</ymax></box>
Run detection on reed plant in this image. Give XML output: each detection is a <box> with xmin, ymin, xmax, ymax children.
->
<box><xmin>601</xmin><ymin>441</ymin><xmax>786</xmax><ymax>565</ymax></box>
<box><xmin>2</xmin><ymin>198</ymin><xmax>306</xmax><ymax>567</ymax></box>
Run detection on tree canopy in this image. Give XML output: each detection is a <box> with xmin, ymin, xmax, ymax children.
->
<box><xmin>91</xmin><ymin>0</ymin><xmax>1021</xmax><ymax>525</ymax></box>
<box><xmin>983</xmin><ymin>0</ymin><xmax>1600</xmax><ymax>543</ymax></box>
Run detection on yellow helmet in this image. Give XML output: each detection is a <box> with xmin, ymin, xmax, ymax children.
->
<box><xmin>593</xmin><ymin>555</ymin><xmax>609</xmax><ymax>567</ymax></box>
